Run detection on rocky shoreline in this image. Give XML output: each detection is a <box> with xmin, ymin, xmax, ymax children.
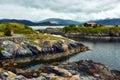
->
<box><xmin>0</xmin><ymin>40</ymin><xmax>89</xmax><ymax>67</ymax></box>
<box><xmin>37</xmin><ymin>29</ymin><xmax>120</xmax><ymax>42</ymax></box>
<box><xmin>0</xmin><ymin>60</ymin><xmax>120</xmax><ymax>80</ymax></box>
<box><xmin>64</xmin><ymin>33</ymin><xmax>120</xmax><ymax>42</ymax></box>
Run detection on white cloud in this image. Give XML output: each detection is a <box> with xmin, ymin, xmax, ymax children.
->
<box><xmin>0</xmin><ymin>0</ymin><xmax>120</xmax><ymax>22</ymax></box>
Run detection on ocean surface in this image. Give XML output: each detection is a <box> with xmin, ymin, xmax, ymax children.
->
<box><xmin>65</xmin><ymin>41</ymin><xmax>120</xmax><ymax>70</ymax></box>
<box><xmin>30</xmin><ymin>26</ymin><xmax>64</xmax><ymax>30</ymax></box>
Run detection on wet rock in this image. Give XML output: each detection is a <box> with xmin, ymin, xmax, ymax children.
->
<box><xmin>0</xmin><ymin>71</ymin><xmax>17</xmax><ymax>79</ymax></box>
<box><xmin>17</xmin><ymin>45</ymin><xmax>33</xmax><ymax>57</ymax></box>
<box><xmin>45</xmin><ymin>66</ymin><xmax>65</xmax><ymax>76</ymax></box>
<box><xmin>62</xmin><ymin>43</ymin><xmax>68</xmax><ymax>52</ymax></box>
<box><xmin>6</xmin><ymin>71</ymin><xmax>17</xmax><ymax>78</ymax></box>
<box><xmin>0</xmin><ymin>41</ymin><xmax>34</xmax><ymax>58</ymax></box>
<box><xmin>40</xmin><ymin>73</ymin><xmax>51</xmax><ymax>80</ymax></box>
<box><xmin>43</xmin><ymin>41</ymin><xmax>53</xmax><ymax>48</ymax></box>
<box><xmin>0</xmin><ymin>39</ymin><xmax>88</xmax><ymax>64</ymax></box>
<box><xmin>0</xmin><ymin>73</ymin><xmax>8</xmax><ymax>80</ymax></box>
<box><xmin>70</xmin><ymin>74</ymin><xmax>80</xmax><ymax>80</ymax></box>
<box><xmin>1</xmin><ymin>51</ymin><xmax>12</xmax><ymax>59</ymax></box>
<box><xmin>68</xmin><ymin>70</ymin><xmax>79</xmax><ymax>75</ymax></box>
<box><xmin>12</xmin><ymin>68</ymin><xmax>25</xmax><ymax>75</ymax></box>
<box><xmin>80</xmin><ymin>75</ymin><xmax>98</xmax><ymax>80</ymax></box>
<box><xmin>46</xmin><ymin>66</ymin><xmax>72</xmax><ymax>77</ymax></box>
<box><xmin>111</xmin><ymin>70</ymin><xmax>120</xmax><ymax>78</ymax></box>
<box><xmin>32</xmin><ymin>72</ymin><xmax>39</xmax><ymax>77</ymax></box>
<box><xmin>37</xmin><ymin>76</ymin><xmax>47</xmax><ymax>80</ymax></box>
<box><xmin>12</xmin><ymin>75</ymin><xmax>26</xmax><ymax>80</ymax></box>
<box><xmin>0</xmin><ymin>60</ymin><xmax>120</xmax><ymax>80</ymax></box>
<box><xmin>77</xmin><ymin>60</ymin><xmax>120</xmax><ymax>79</ymax></box>
<box><xmin>0</xmin><ymin>68</ymin><xmax>4</xmax><ymax>73</ymax></box>
<box><xmin>0</xmin><ymin>41</ymin><xmax>17</xmax><ymax>59</ymax></box>
<box><xmin>52</xmin><ymin>44</ymin><xmax>64</xmax><ymax>53</ymax></box>
<box><xmin>27</xmin><ymin>44</ymin><xmax>40</xmax><ymax>55</ymax></box>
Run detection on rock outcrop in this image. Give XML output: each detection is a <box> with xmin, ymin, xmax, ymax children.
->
<box><xmin>0</xmin><ymin>60</ymin><xmax>120</xmax><ymax>80</ymax></box>
<box><xmin>0</xmin><ymin>40</ymin><xmax>89</xmax><ymax>65</ymax></box>
<box><xmin>37</xmin><ymin>29</ymin><xmax>120</xmax><ymax>42</ymax></box>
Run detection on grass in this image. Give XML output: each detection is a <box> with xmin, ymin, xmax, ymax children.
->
<box><xmin>0</xmin><ymin>22</ymin><xmax>36</xmax><ymax>36</ymax></box>
<box><xmin>61</xmin><ymin>25</ymin><xmax>120</xmax><ymax>34</ymax></box>
<box><xmin>0</xmin><ymin>22</ymin><xmax>72</xmax><ymax>47</ymax></box>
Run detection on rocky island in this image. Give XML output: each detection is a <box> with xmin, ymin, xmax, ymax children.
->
<box><xmin>0</xmin><ymin>60</ymin><xmax>120</xmax><ymax>80</ymax></box>
<box><xmin>0</xmin><ymin>22</ymin><xmax>89</xmax><ymax>66</ymax></box>
<box><xmin>37</xmin><ymin>24</ymin><xmax>120</xmax><ymax>42</ymax></box>
<box><xmin>0</xmin><ymin>22</ymin><xmax>120</xmax><ymax>80</ymax></box>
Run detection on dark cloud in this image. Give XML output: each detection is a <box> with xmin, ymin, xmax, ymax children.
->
<box><xmin>0</xmin><ymin>0</ymin><xmax>120</xmax><ymax>21</ymax></box>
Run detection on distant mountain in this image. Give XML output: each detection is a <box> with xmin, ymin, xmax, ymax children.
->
<box><xmin>39</xmin><ymin>18</ymin><xmax>81</xmax><ymax>25</ymax></box>
<box><xmin>0</xmin><ymin>18</ymin><xmax>81</xmax><ymax>26</ymax></box>
<box><xmin>0</xmin><ymin>19</ymin><xmax>37</xmax><ymax>26</ymax></box>
<box><xmin>93</xmin><ymin>18</ymin><xmax>120</xmax><ymax>25</ymax></box>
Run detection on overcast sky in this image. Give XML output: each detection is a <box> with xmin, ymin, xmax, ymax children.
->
<box><xmin>0</xmin><ymin>0</ymin><xmax>120</xmax><ymax>22</ymax></box>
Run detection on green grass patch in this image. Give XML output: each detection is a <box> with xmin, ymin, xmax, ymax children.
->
<box><xmin>61</xmin><ymin>25</ymin><xmax>120</xmax><ymax>34</ymax></box>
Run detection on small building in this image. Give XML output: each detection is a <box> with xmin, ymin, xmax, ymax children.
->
<box><xmin>84</xmin><ymin>22</ymin><xmax>97</xmax><ymax>27</ymax></box>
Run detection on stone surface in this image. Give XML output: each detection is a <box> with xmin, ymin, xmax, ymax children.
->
<box><xmin>0</xmin><ymin>60</ymin><xmax>120</xmax><ymax>80</ymax></box>
<box><xmin>0</xmin><ymin>40</ymin><xmax>87</xmax><ymax>60</ymax></box>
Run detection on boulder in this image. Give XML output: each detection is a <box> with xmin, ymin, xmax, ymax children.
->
<box><xmin>27</xmin><ymin>44</ymin><xmax>40</xmax><ymax>55</ymax></box>
<box><xmin>0</xmin><ymin>68</ymin><xmax>4</xmax><ymax>73</ymax></box>
<box><xmin>16</xmin><ymin>45</ymin><xmax>33</xmax><ymax>57</ymax></box>
<box><xmin>12</xmin><ymin>68</ymin><xmax>25</xmax><ymax>75</ymax></box>
<box><xmin>12</xmin><ymin>75</ymin><xmax>26</xmax><ymax>80</ymax></box>
<box><xmin>62</xmin><ymin>43</ymin><xmax>68</xmax><ymax>52</ymax></box>
<box><xmin>52</xmin><ymin>42</ymin><xmax>64</xmax><ymax>53</ymax></box>
<box><xmin>0</xmin><ymin>41</ymin><xmax>17</xmax><ymax>59</ymax></box>
<box><xmin>43</xmin><ymin>41</ymin><xmax>53</xmax><ymax>48</ymax></box>
<box><xmin>1</xmin><ymin>51</ymin><xmax>12</xmax><ymax>58</ymax></box>
<box><xmin>70</xmin><ymin>74</ymin><xmax>80</xmax><ymax>80</ymax></box>
<box><xmin>37</xmin><ymin>76</ymin><xmax>47</xmax><ymax>80</ymax></box>
<box><xmin>46</xmin><ymin>66</ymin><xmax>72</xmax><ymax>77</ymax></box>
<box><xmin>0</xmin><ymin>71</ymin><xmax>17</xmax><ymax>79</ymax></box>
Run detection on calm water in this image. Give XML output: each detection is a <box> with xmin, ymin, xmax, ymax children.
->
<box><xmin>30</xmin><ymin>26</ymin><xmax>64</xmax><ymax>30</ymax></box>
<box><xmin>65</xmin><ymin>41</ymin><xmax>120</xmax><ymax>70</ymax></box>
<box><xmin>28</xmin><ymin>41</ymin><xmax>120</xmax><ymax>71</ymax></box>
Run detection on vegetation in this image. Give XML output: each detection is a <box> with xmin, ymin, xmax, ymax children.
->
<box><xmin>61</xmin><ymin>24</ymin><xmax>120</xmax><ymax>34</ymax></box>
<box><xmin>0</xmin><ymin>22</ymin><xmax>36</xmax><ymax>36</ymax></box>
<box><xmin>62</xmin><ymin>24</ymin><xmax>78</xmax><ymax>33</ymax></box>
<box><xmin>0</xmin><ymin>22</ymin><xmax>71</xmax><ymax>47</ymax></box>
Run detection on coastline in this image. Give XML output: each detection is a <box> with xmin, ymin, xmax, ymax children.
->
<box><xmin>66</xmin><ymin>35</ymin><xmax>120</xmax><ymax>42</ymax></box>
<box><xmin>0</xmin><ymin>60</ymin><xmax>120</xmax><ymax>80</ymax></box>
<box><xmin>37</xmin><ymin>29</ymin><xmax>120</xmax><ymax>42</ymax></box>
<box><xmin>0</xmin><ymin>43</ymin><xmax>89</xmax><ymax>68</ymax></box>
<box><xmin>0</xmin><ymin>25</ymin><xmax>120</xmax><ymax>79</ymax></box>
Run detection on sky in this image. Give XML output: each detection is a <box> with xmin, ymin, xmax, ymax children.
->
<box><xmin>0</xmin><ymin>0</ymin><xmax>120</xmax><ymax>22</ymax></box>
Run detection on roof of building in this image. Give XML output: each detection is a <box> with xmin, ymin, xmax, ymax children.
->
<box><xmin>86</xmin><ymin>22</ymin><xmax>97</xmax><ymax>24</ymax></box>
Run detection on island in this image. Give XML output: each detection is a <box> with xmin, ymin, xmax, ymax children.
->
<box><xmin>0</xmin><ymin>22</ymin><xmax>120</xmax><ymax>80</ymax></box>
<box><xmin>37</xmin><ymin>24</ymin><xmax>120</xmax><ymax>42</ymax></box>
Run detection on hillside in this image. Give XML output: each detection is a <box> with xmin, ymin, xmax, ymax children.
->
<box><xmin>39</xmin><ymin>18</ymin><xmax>81</xmax><ymax>25</ymax></box>
<box><xmin>93</xmin><ymin>18</ymin><xmax>120</xmax><ymax>25</ymax></box>
<box><xmin>0</xmin><ymin>22</ymin><xmax>36</xmax><ymax>36</ymax></box>
<box><xmin>58</xmin><ymin>24</ymin><xmax>120</xmax><ymax>34</ymax></box>
<box><xmin>0</xmin><ymin>22</ymin><xmax>74</xmax><ymax>46</ymax></box>
<box><xmin>0</xmin><ymin>18</ymin><xmax>81</xmax><ymax>26</ymax></box>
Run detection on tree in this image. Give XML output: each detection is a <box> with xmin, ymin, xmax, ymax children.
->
<box><xmin>5</xmin><ymin>24</ymin><xmax>13</xmax><ymax>36</ymax></box>
<box><xmin>63</xmin><ymin>26</ymin><xmax>70</xmax><ymax>32</ymax></box>
<box><xmin>62</xmin><ymin>24</ymin><xmax>77</xmax><ymax>33</ymax></box>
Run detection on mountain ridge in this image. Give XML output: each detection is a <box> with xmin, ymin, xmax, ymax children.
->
<box><xmin>0</xmin><ymin>18</ymin><xmax>81</xmax><ymax>26</ymax></box>
<box><xmin>0</xmin><ymin>18</ymin><xmax>120</xmax><ymax>26</ymax></box>
<box><xmin>93</xmin><ymin>18</ymin><xmax>120</xmax><ymax>25</ymax></box>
